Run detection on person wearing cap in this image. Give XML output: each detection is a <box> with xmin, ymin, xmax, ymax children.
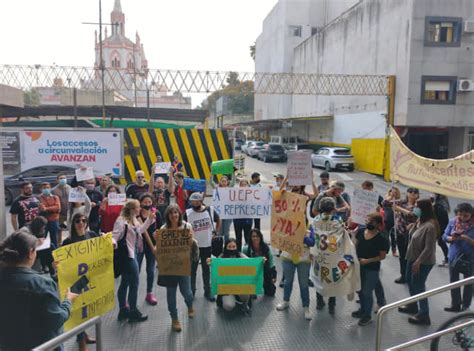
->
<box><xmin>270</xmin><ymin>173</ymin><xmax>285</xmax><ymax>191</ymax></box>
<box><xmin>317</xmin><ymin>172</ymin><xmax>330</xmax><ymax>193</ymax></box>
<box><xmin>311</xmin><ymin>181</ymin><xmax>350</xmax><ymax>218</ymax></box>
<box><xmin>250</xmin><ymin>172</ymin><xmax>262</xmax><ymax>230</ymax></box>
<box><xmin>184</xmin><ymin>192</ymin><xmax>221</xmax><ymax>301</ymax></box>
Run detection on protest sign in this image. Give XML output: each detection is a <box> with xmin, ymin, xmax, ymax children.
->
<box><xmin>53</xmin><ymin>233</ymin><xmax>115</xmax><ymax>331</ymax></box>
<box><xmin>36</xmin><ymin>233</ymin><xmax>51</xmax><ymax>251</ymax></box>
<box><xmin>68</xmin><ymin>188</ymin><xmax>87</xmax><ymax>203</ymax></box>
<box><xmin>155</xmin><ymin>228</ymin><xmax>192</xmax><ymax>276</ymax></box>
<box><xmin>75</xmin><ymin>167</ymin><xmax>94</xmax><ymax>182</ymax></box>
<box><xmin>310</xmin><ymin>218</ymin><xmax>360</xmax><ymax>297</ymax></box>
<box><xmin>287</xmin><ymin>151</ymin><xmax>313</xmax><ymax>186</ymax></box>
<box><xmin>351</xmin><ymin>189</ymin><xmax>380</xmax><ymax>224</ymax></box>
<box><xmin>183</xmin><ymin>178</ymin><xmax>207</xmax><ymax>192</ymax></box>
<box><xmin>212</xmin><ymin>188</ymin><xmax>272</xmax><ymax>219</ymax></box>
<box><xmin>154</xmin><ymin>162</ymin><xmax>171</xmax><ymax>174</ymax></box>
<box><xmin>270</xmin><ymin>191</ymin><xmax>307</xmax><ymax>256</ymax></box>
<box><xmin>211</xmin><ymin>257</ymin><xmax>264</xmax><ymax>296</ymax></box>
<box><xmin>211</xmin><ymin>159</ymin><xmax>234</xmax><ymax>175</ymax></box>
<box><xmin>108</xmin><ymin>193</ymin><xmax>126</xmax><ymax>206</ymax></box>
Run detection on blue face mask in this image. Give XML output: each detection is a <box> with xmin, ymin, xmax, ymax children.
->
<box><xmin>42</xmin><ymin>189</ymin><xmax>51</xmax><ymax>196</ymax></box>
<box><xmin>59</xmin><ymin>179</ymin><xmax>67</xmax><ymax>186</ymax></box>
<box><xmin>413</xmin><ymin>207</ymin><xmax>422</xmax><ymax>218</ymax></box>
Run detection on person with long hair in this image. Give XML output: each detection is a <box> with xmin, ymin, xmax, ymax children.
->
<box><xmin>98</xmin><ymin>185</ymin><xmax>123</xmax><ymax>233</ymax></box>
<box><xmin>398</xmin><ymin>198</ymin><xmax>439</xmax><ymax>325</ymax></box>
<box><xmin>112</xmin><ymin>199</ymin><xmax>155</xmax><ymax>323</ymax></box>
<box><xmin>210</xmin><ymin>174</ymin><xmax>235</xmax><ymax>242</ymax></box>
<box><xmin>382</xmin><ymin>187</ymin><xmax>401</xmax><ymax>256</ymax></box>
<box><xmin>66</xmin><ymin>186</ymin><xmax>91</xmax><ymax>234</ymax></box>
<box><xmin>0</xmin><ymin>231</ymin><xmax>78</xmax><ymax>351</ymax></box>
<box><xmin>432</xmin><ymin>194</ymin><xmax>451</xmax><ymax>266</ymax></box>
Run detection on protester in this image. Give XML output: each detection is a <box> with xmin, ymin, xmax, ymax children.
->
<box><xmin>98</xmin><ymin>185</ymin><xmax>123</xmax><ymax>233</ymax></box>
<box><xmin>67</xmin><ymin>186</ymin><xmax>91</xmax><ymax>234</ymax></box>
<box><xmin>112</xmin><ymin>199</ymin><xmax>155</xmax><ymax>323</ymax></box>
<box><xmin>172</xmin><ymin>155</ymin><xmax>184</xmax><ymax>173</ymax></box>
<box><xmin>10</xmin><ymin>181</ymin><xmax>40</xmax><ymax>231</ymax></box>
<box><xmin>250</xmin><ymin>172</ymin><xmax>262</xmax><ymax>230</ymax></box>
<box><xmin>125</xmin><ymin>170</ymin><xmax>149</xmax><ymax>200</ymax></box>
<box><xmin>149</xmin><ymin>167</ymin><xmax>175</xmax><ymax>218</ymax></box>
<box><xmin>52</xmin><ymin>173</ymin><xmax>71</xmax><ymax>243</ymax></box>
<box><xmin>270</xmin><ymin>173</ymin><xmax>285</xmax><ymax>191</ymax></box>
<box><xmin>351</xmin><ymin>212</ymin><xmax>389</xmax><ymax>326</ymax></box>
<box><xmin>61</xmin><ymin>213</ymin><xmax>99</xmax><ymax>351</ymax></box>
<box><xmin>392</xmin><ymin>187</ymin><xmax>419</xmax><ymax>284</ymax></box>
<box><xmin>184</xmin><ymin>192</ymin><xmax>221</xmax><ymax>301</ymax></box>
<box><xmin>0</xmin><ymin>231</ymin><xmax>78</xmax><ymax>351</ymax></box>
<box><xmin>233</xmin><ymin>179</ymin><xmax>254</xmax><ymax>250</ymax></box>
<box><xmin>210</xmin><ymin>174</ymin><xmax>235</xmax><ymax>241</ymax></box>
<box><xmin>38</xmin><ymin>182</ymin><xmax>61</xmax><ymax>249</ymax></box>
<box><xmin>432</xmin><ymin>194</ymin><xmax>450</xmax><ymax>266</ymax></box>
<box><xmin>19</xmin><ymin>216</ymin><xmax>53</xmax><ymax>275</ymax></box>
<box><xmin>242</xmin><ymin>229</ymin><xmax>277</xmax><ymax>297</ymax></box>
<box><xmin>398</xmin><ymin>198</ymin><xmax>438</xmax><ymax>325</ymax></box>
<box><xmin>382</xmin><ymin>187</ymin><xmax>401</xmax><ymax>256</ymax></box>
<box><xmin>82</xmin><ymin>178</ymin><xmax>103</xmax><ymax>234</ymax></box>
<box><xmin>96</xmin><ymin>175</ymin><xmax>113</xmax><ymax>195</ymax></box>
<box><xmin>174</xmin><ymin>172</ymin><xmax>189</xmax><ymax>213</ymax></box>
<box><xmin>137</xmin><ymin>193</ymin><xmax>163</xmax><ymax>306</ymax></box>
<box><xmin>311</xmin><ymin>181</ymin><xmax>350</xmax><ymax>218</ymax></box>
<box><xmin>317</xmin><ymin>171</ymin><xmax>330</xmax><ymax>193</ymax></box>
<box><xmin>443</xmin><ymin>202</ymin><xmax>474</xmax><ymax>312</ymax></box>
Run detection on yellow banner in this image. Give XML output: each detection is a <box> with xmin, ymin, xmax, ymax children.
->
<box><xmin>390</xmin><ymin>127</ymin><xmax>474</xmax><ymax>200</ymax></box>
<box><xmin>53</xmin><ymin>233</ymin><xmax>115</xmax><ymax>330</ymax></box>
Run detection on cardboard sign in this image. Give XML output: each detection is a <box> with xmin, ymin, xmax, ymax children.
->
<box><xmin>68</xmin><ymin>188</ymin><xmax>87</xmax><ymax>203</ymax></box>
<box><xmin>155</xmin><ymin>228</ymin><xmax>192</xmax><ymax>276</ymax></box>
<box><xmin>211</xmin><ymin>159</ymin><xmax>234</xmax><ymax>175</ymax></box>
<box><xmin>183</xmin><ymin>178</ymin><xmax>207</xmax><ymax>192</ymax></box>
<box><xmin>351</xmin><ymin>189</ymin><xmax>380</xmax><ymax>224</ymax></box>
<box><xmin>75</xmin><ymin>167</ymin><xmax>94</xmax><ymax>182</ymax></box>
<box><xmin>287</xmin><ymin>151</ymin><xmax>313</xmax><ymax>186</ymax></box>
<box><xmin>271</xmin><ymin>191</ymin><xmax>307</xmax><ymax>256</ymax></box>
<box><xmin>211</xmin><ymin>257</ymin><xmax>264</xmax><ymax>296</ymax></box>
<box><xmin>310</xmin><ymin>219</ymin><xmax>360</xmax><ymax>297</ymax></box>
<box><xmin>107</xmin><ymin>193</ymin><xmax>126</xmax><ymax>206</ymax></box>
<box><xmin>211</xmin><ymin>188</ymin><xmax>272</xmax><ymax>219</ymax></box>
<box><xmin>53</xmin><ymin>234</ymin><xmax>115</xmax><ymax>331</ymax></box>
<box><xmin>154</xmin><ymin>162</ymin><xmax>171</xmax><ymax>174</ymax></box>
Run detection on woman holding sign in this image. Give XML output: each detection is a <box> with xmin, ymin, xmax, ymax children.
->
<box><xmin>98</xmin><ymin>185</ymin><xmax>123</xmax><ymax>233</ymax></box>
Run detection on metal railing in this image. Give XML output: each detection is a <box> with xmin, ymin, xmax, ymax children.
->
<box><xmin>375</xmin><ymin>276</ymin><xmax>474</xmax><ymax>351</ymax></box>
<box><xmin>32</xmin><ymin>316</ymin><xmax>103</xmax><ymax>351</ymax></box>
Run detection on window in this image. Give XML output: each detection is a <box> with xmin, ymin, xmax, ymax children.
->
<box><xmin>111</xmin><ymin>57</ymin><xmax>120</xmax><ymax>68</ymax></box>
<box><xmin>289</xmin><ymin>25</ymin><xmax>302</xmax><ymax>37</ymax></box>
<box><xmin>421</xmin><ymin>76</ymin><xmax>457</xmax><ymax>104</ymax></box>
<box><xmin>469</xmin><ymin>132</ymin><xmax>474</xmax><ymax>151</ymax></box>
<box><xmin>425</xmin><ymin>17</ymin><xmax>462</xmax><ymax>47</ymax></box>
<box><xmin>311</xmin><ymin>27</ymin><xmax>319</xmax><ymax>36</ymax></box>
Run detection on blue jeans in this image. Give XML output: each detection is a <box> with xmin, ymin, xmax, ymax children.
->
<box><xmin>46</xmin><ymin>220</ymin><xmax>59</xmax><ymax>249</ymax></box>
<box><xmin>118</xmin><ymin>257</ymin><xmax>140</xmax><ymax>310</ymax></box>
<box><xmin>282</xmin><ymin>260</ymin><xmax>310</xmax><ymax>307</ymax></box>
<box><xmin>406</xmin><ymin>261</ymin><xmax>433</xmax><ymax>316</ymax></box>
<box><xmin>137</xmin><ymin>244</ymin><xmax>156</xmax><ymax>293</ymax></box>
<box><xmin>218</xmin><ymin>219</ymin><xmax>232</xmax><ymax>242</ymax></box>
<box><xmin>166</xmin><ymin>276</ymin><xmax>193</xmax><ymax>320</ymax></box>
<box><xmin>359</xmin><ymin>268</ymin><xmax>380</xmax><ymax>317</ymax></box>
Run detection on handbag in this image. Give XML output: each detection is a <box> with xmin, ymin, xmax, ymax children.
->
<box><xmin>113</xmin><ymin>224</ymin><xmax>128</xmax><ymax>278</ymax></box>
<box><xmin>453</xmin><ymin>253</ymin><xmax>472</xmax><ymax>276</ymax></box>
<box><xmin>207</xmin><ymin>207</ymin><xmax>224</xmax><ymax>257</ymax></box>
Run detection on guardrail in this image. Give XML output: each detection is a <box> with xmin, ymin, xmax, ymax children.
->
<box><xmin>32</xmin><ymin>316</ymin><xmax>103</xmax><ymax>351</ymax></box>
<box><xmin>375</xmin><ymin>276</ymin><xmax>474</xmax><ymax>351</ymax></box>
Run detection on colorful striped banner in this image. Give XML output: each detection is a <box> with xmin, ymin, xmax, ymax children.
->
<box><xmin>211</xmin><ymin>257</ymin><xmax>264</xmax><ymax>296</ymax></box>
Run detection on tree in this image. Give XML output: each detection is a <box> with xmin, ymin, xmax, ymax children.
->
<box><xmin>23</xmin><ymin>88</ymin><xmax>41</xmax><ymax>106</ymax></box>
<box><xmin>250</xmin><ymin>42</ymin><xmax>256</xmax><ymax>61</ymax></box>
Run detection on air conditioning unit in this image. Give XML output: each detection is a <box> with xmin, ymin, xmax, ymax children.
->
<box><xmin>458</xmin><ymin>79</ymin><xmax>474</xmax><ymax>92</ymax></box>
<box><xmin>464</xmin><ymin>20</ymin><xmax>474</xmax><ymax>33</ymax></box>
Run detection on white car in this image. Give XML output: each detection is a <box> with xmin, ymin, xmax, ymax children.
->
<box><xmin>311</xmin><ymin>147</ymin><xmax>355</xmax><ymax>172</ymax></box>
<box><xmin>241</xmin><ymin>141</ymin><xmax>254</xmax><ymax>155</ymax></box>
<box><xmin>247</xmin><ymin>141</ymin><xmax>265</xmax><ymax>158</ymax></box>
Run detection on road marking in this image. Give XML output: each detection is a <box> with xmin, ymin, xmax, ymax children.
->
<box><xmin>336</xmin><ymin>173</ymin><xmax>353</xmax><ymax>181</ymax></box>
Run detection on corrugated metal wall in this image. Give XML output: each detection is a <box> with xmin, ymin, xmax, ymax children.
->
<box><xmin>351</xmin><ymin>138</ymin><xmax>386</xmax><ymax>176</ymax></box>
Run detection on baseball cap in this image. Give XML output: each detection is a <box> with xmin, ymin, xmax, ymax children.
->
<box><xmin>272</xmin><ymin>172</ymin><xmax>284</xmax><ymax>179</ymax></box>
<box><xmin>189</xmin><ymin>192</ymin><xmax>203</xmax><ymax>201</ymax></box>
<box><xmin>320</xmin><ymin>171</ymin><xmax>330</xmax><ymax>179</ymax></box>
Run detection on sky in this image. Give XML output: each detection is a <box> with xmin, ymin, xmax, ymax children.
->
<box><xmin>0</xmin><ymin>0</ymin><xmax>278</xmax><ymax>72</ymax></box>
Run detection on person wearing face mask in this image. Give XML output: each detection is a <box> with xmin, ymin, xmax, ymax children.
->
<box><xmin>38</xmin><ymin>182</ymin><xmax>61</xmax><ymax>249</ymax></box>
<box><xmin>10</xmin><ymin>182</ymin><xmax>40</xmax><ymax>231</ymax></box>
<box><xmin>52</xmin><ymin>173</ymin><xmax>71</xmax><ymax>236</ymax></box>
<box><xmin>250</xmin><ymin>172</ymin><xmax>262</xmax><ymax>230</ymax></box>
<box><xmin>233</xmin><ymin>179</ymin><xmax>253</xmax><ymax>251</ymax></box>
<box><xmin>312</xmin><ymin>181</ymin><xmax>350</xmax><ymax>218</ymax></box>
<box><xmin>398</xmin><ymin>199</ymin><xmax>439</xmax><ymax>325</ymax></box>
<box><xmin>83</xmin><ymin>178</ymin><xmax>103</xmax><ymax>234</ymax></box>
<box><xmin>67</xmin><ymin>186</ymin><xmax>91</xmax><ymax>235</ymax></box>
<box><xmin>126</xmin><ymin>170</ymin><xmax>149</xmax><ymax>200</ymax></box>
<box><xmin>184</xmin><ymin>192</ymin><xmax>221</xmax><ymax>301</ymax></box>
<box><xmin>210</xmin><ymin>174</ymin><xmax>236</xmax><ymax>242</ymax></box>
<box><xmin>98</xmin><ymin>185</ymin><xmax>123</xmax><ymax>233</ymax></box>
<box><xmin>270</xmin><ymin>173</ymin><xmax>285</xmax><ymax>191</ymax></box>
<box><xmin>352</xmin><ymin>213</ymin><xmax>389</xmax><ymax>326</ymax></box>
<box><xmin>95</xmin><ymin>175</ymin><xmax>113</xmax><ymax>195</ymax></box>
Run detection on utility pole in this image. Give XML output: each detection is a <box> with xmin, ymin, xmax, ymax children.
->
<box><xmin>99</xmin><ymin>0</ymin><xmax>106</xmax><ymax>127</ymax></box>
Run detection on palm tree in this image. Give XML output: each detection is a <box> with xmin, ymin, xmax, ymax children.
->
<box><xmin>250</xmin><ymin>43</ymin><xmax>256</xmax><ymax>61</ymax></box>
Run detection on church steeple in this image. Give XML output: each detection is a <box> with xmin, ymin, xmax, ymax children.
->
<box><xmin>113</xmin><ymin>0</ymin><xmax>122</xmax><ymax>12</ymax></box>
<box><xmin>111</xmin><ymin>0</ymin><xmax>125</xmax><ymax>36</ymax></box>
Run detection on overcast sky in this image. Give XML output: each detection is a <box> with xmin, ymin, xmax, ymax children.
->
<box><xmin>0</xmin><ymin>0</ymin><xmax>277</xmax><ymax>72</ymax></box>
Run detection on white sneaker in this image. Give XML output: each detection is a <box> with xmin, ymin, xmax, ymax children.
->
<box><xmin>276</xmin><ymin>301</ymin><xmax>290</xmax><ymax>311</ymax></box>
<box><xmin>304</xmin><ymin>307</ymin><xmax>312</xmax><ymax>320</ymax></box>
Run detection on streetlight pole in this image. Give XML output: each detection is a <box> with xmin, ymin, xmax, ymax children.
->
<box><xmin>99</xmin><ymin>0</ymin><xmax>106</xmax><ymax>127</ymax></box>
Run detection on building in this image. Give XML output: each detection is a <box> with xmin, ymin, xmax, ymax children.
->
<box><xmin>255</xmin><ymin>0</ymin><xmax>474</xmax><ymax>161</ymax></box>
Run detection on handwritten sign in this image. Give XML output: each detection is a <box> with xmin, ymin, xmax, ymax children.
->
<box><xmin>75</xmin><ymin>167</ymin><xmax>94</xmax><ymax>182</ymax></box>
<box><xmin>270</xmin><ymin>191</ymin><xmax>307</xmax><ymax>256</ymax></box>
<box><xmin>53</xmin><ymin>234</ymin><xmax>114</xmax><ymax>331</ymax></box>
<box><xmin>211</xmin><ymin>159</ymin><xmax>234</xmax><ymax>175</ymax></box>
<box><xmin>36</xmin><ymin>233</ymin><xmax>51</xmax><ymax>251</ymax></box>
<box><xmin>183</xmin><ymin>178</ymin><xmax>207</xmax><ymax>192</ymax></box>
<box><xmin>154</xmin><ymin>162</ymin><xmax>171</xmax><ymax>174</ymax></box>
<box><xmin>155</xmin><ymin>228</ymin><xmax>192</xmax><ymax>276</ymax></box>
<box><xmin>211</xmin><ymin>257</ymin><xmax>264</xmax><ymax>295</ymax></box>
<box><xmin>212</xmin><ymin>188</ymin><xmax>272</xmax><ymax>219</ymax></box>
<box><xmin>108</xmin><ymin>193</ymin><xmax>126</xmax><ymax>206</ymax></box>
<box><xmin>68</xmin><ymin>188</ymin><xmax>87</xmax><ymax>203</ymax></box>
<box><xmin>287</xmin><ymin>151</ymin><xmax>313</xmax><ymax>186</ymax></box>
<box><xmin>351</xmin><ymin>189</ymin><xmax>380</xmax><ymax>224</ymax></box>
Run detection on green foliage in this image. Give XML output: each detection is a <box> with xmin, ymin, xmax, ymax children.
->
<box><xmin>250</xmin><ymin>43</ymin><xmax>256</xmax><ymax>61</ymax></box>
<box><xmin>23</xmin><ymin>88</ymin><xmax>41</xmax><ymax>106</ymax></box>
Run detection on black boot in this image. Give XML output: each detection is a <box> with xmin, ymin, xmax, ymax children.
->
<box><xmin>117</xmin><ymin>307</ymin><xmax>130</xmax><ymax>322</ymax></box>
<box><xmin>128</xmin><ymin>309</ymin><xmax>148</xmax><ymax>323</ymax></box>
<box><xmin>398</xmin><ymin>304</ymin><xmax>418</xmax><ymax>314</ymax></box>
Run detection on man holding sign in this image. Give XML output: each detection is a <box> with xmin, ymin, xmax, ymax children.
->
<box><xmin>287</xmin><ymin>150</ymin><xmax>313</xmax><ymax>186</ymax></box>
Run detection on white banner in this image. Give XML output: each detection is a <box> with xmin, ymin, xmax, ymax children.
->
<box><xmin>212</xmin><ymin>188</ymin><xmax>272</xmax><ymax>219</ymax></box>
<box><xmin>108</xmin><ymin>193</ymin><xmax>126</xmax><ymax>206</ymax></box>
<box><xmin>154</xmin><ymin>162</ymin><xmax>171</xmax><ymax>174</ymax></box>
<box><xmin>68</xmin><ymin>188</ymin><xmax>87</xmax><ymax>203</ymax></box>
<box><xmin>21</xmin><ymin>130</ymin><xmax>123</xmax><ymax>176</ymax></box>
<box><xmin>351</xmin><ymin>189</ymin><xmax>379</xmax><ymax>224</ymax></box>
<box><xmin>310</xmin><ymin>217</ymin><xmax>360</xmax><ymax>297</ymax></box>
<box><xmin>287</xmin><ymin>151</ymin><xmax>313</xmax><ymax>186</ymax></box>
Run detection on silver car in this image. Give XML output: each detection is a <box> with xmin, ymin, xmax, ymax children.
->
<box><xmin>241</xmin><ymin>140</ymin><xmax>254</xmax><ymax>155</ymax></box>
<box><xmin>247</xmin><ymin>141</ymin><xmax>265</xmax><ymax>158</ymax></box>
<box><xmin>311</xmin><ymin>147</ymin><xmax>355</xmax><ymax>172</ymax></box>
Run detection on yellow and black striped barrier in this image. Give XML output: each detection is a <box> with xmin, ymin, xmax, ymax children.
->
<box><xmin>122</xmin><ymin>128</ymin><xmax>232</xmax><ymax>183</ymax></box>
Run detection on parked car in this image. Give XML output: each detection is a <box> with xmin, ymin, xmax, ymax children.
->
<box><xmin>311</xmin><ymin>147</ymin><xmax>355</xmax><ymax>172</ymax></box>
<box><xmin>285</xmin><ymin>143</ymin><xmax>314</xmax><ymax>154</ymax></box>
<box><xmin>257</xmin><ymin>144</ymin><xmax>286</xmax><ymax>162</ymax></box>
<box><xmin>234</xmin><ymin>139</ymin><xmax>244</xmax><ymax>151</ymax></box>
<box><xmin>241</xmin><ymin>140</ymin><xmax>254</xmax><ymax>155</ymax></box>
<box><xmin>4</xmin><ymin>165</ymin><xmax>76</xmax><ymax>206</ymax></box>
<box><xmin>247</xmin><ymin>141</ymin><xmax>265</xmax><ymax>158</ymax></box>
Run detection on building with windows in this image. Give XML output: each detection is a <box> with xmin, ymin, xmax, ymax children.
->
<box><xmin>255</xmin><ymin>0</ymin><xmax>474</xmax><ymax>160</ymax></box>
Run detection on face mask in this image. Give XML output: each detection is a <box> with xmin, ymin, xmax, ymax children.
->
<box><xmin>142</xmin><ymin>205</ymin><xmax>152</xmax><ymax>211</ymax></box>
<box><xmin>225</xmin><ymin>249</ymin><xmax>238</xmax><ymax>257</ymax></box>
<box><xmin>366</xmin><ymin>223</ymin><xmax>376</xmax><ymax>231</ymax></box>
<box><xmin>42</xmin><ymin>189</ymin><xmax>51</xmax><ymax>196</ymax></box>
<box><xmin>254</xmin><ymin>179</ymin><xmax>260</xmax><ymax>184</ymax></box>
<box><xmin>192</xmin><ymin>205</ymin><xmax>201</xmax><ymax>211</ymax></box>
<box><xmin>413</xmin><ymin>207</ymin><xmax>422</xmax><ymax>218</ymax></box>
<box><xmin>276</xmin><ymin>181</ymin><xmax>282</xmax><ymax>187</ymax></box>
<box><xmin>59</xmin><ymin>179</ymin><xmax>67</xmax><ymax>186</ymax></box>
<box><xmin>85</xmin><ymin>184</ymin><xmax>95</xmax><ymax>191</ymax></box>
